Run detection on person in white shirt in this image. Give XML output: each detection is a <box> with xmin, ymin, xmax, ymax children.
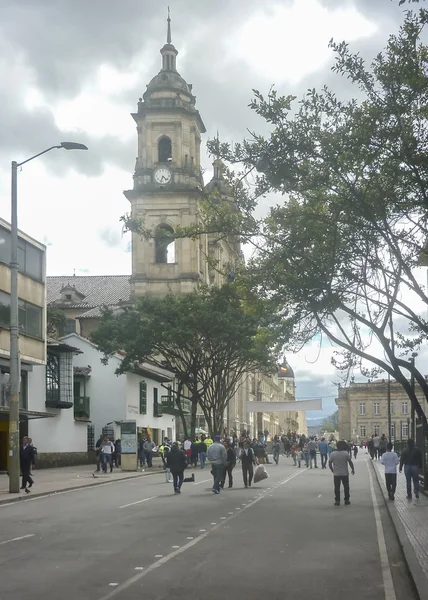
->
<box><xmin>183</xmin><ymin>437</ymin><xmax>192</xmax><ymax>465</ymax></box>
<box><xmin>101</xmin><ymin>436</ymin><xmax>115</xmax><ymax>473</ymax></box>
<box><xmin>380</xmin><ymin>442</ymin><xmax>400</xmax><ymax>500</ymax></box>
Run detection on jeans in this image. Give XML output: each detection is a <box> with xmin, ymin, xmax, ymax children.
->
<box><xmin>385</xmin><ymin>473</ymin><xmax>397</xmax><ymax>496</ymax></box>
<box><xmin>103</xmin><ymin>454</ymin><xmax>113</xmax><ymax>472</ymax></box>
<box><xmin>96</xmin><ymin>451</ymin><xmax>102</xmax><ymax>471</ymax></box>
<box><xmin>334</xmin><ymin>475</ymin><xmax>350</xmax><ymax>502</ymax></box>
<box><xmin>145</xmin><ymin>451</ymin><xmax>153</xmax><ymax>467</ymax></box>
<box><xmin>273</xmin><ymin>451</ymin><xmax>280</xmax><ymax>465</ymax></box>
<box><xmin>172</xmin><ymin>470</ymin><xmax>184</xmax><ymax>491</ymax></box>
<box><xmin>139</xmin><ymin>451</ymin><xmax>146</xmax><ymax>467</ymax></box>
<box><xmin>199</xmin><ymin>452</ymin><xmax>207</xmax><ymax>469</ymax></box>
<box><xmin>211</xmin><ymin>463</ymin><xmax>225</xmax><ymax>491</ymax></box>
<box><xmin>221</xmin><ymin>465</ymin><xmax>234</xmax><ymax>488</ymax></box>
<box><xmin>310</xmin><ymin>450</ymin><xmax>317</xmax><ymax>468</ymax></box>
<box><xmin>404</xmin><ymin>464</ymin><xmax>420</xmax><ymax>497</ymax></box>
<box><xmin>242</xmin><ymin>463</ymin><xmax>254</xmax><ymax>487</ymax></box>
<box><xmin>321</xmin><ymin>454</ymin><xmax>328</xmax><ymax>469</ymax></box>
<box><xmin>303</xmin><ymin>452</ymin><xmax>309</xmax><ymax>467</ymax></box>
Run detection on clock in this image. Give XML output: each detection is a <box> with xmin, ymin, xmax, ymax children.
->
<box><xmin>154</xmin><ymin>167</ymin><xmax>172</xmax><ymax>184</ymax></box>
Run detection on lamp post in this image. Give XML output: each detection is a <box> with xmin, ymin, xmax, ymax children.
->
<box><xmin>9</xmin><ymin>142</ymin><xmax>88</xmax><ymax>493</ymax></box>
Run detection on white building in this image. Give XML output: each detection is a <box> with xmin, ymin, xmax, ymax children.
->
<box><xmin>61</xmin><ymin>333</ymin><xmax>177</xmax><ymax>446</ymax></box>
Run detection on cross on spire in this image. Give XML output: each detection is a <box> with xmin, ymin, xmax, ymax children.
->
<box><xmin>167</xmin><ymin>6</ymin><xmax>171</xmax><ymax>44</ymax></box>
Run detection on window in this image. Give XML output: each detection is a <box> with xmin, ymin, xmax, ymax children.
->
<box><xmin>155</xmin><ymin>224</ymin><xmax>175</xmax><ymax>264</ymax></box>
<box><xmin>390</xmin><ymin>402</ymin><xmax>394</xmax><ymax>415</ymax></box>
<box><xmin>359</xmin><ymin>425</ymin><xmax>366</xmax><ymax>437</ymax></box>
<box><xmin>73</xmin><ymin>379</ymin><xmax>90</xmax><ymax>419</ymax></box>
<box><xmin>401</xmin><ymin>401</ymin><xmax>408</xmax><ymax>415</ymax></box>
<box><xmin>60</xmin><ymin>319</ymin><xmax>77</xmax><ymax>336</ymax></box>
<box><xmin>359</xmin><ymin>402</ymin><xmax>366</xmax><ymax>416</ymax></box>
<box><xmin>0</xmin><ymin>368</ymin><xmax>27</xmax><ymax>410</ymax></box>
<box><xmin>373</xmin><ymin>402</ymin><xmax>380</xmax><ymax>415</ymax></box>
<box><xmin>153</xmin><ymin>387</ymin><xmax>162</xmax><ymax>417</ymax></box>
<box><xmin>46</xmin><ymin>353</ymin><xmax>60</xmax><ymax>405</ymax></box>
<box><xmin>0</xmin><ymin>291</ymin><xmax>42</xmax><ymax>338</ymax></box>
<box><xmin>390</xmin><ymin>423</ymin><xmax>395</xmax><ymax>440</ymax></box>
<box><xmin>158</xmin><ymin>136</ymin><xmax>172</xmax><ymax>163</ymax></box>
<box><xmin>374</xmin><ymin>425</ymin><xmax>380</xmax><ymax>436</ymax></box>
<box><xmin>139</xmin><ymin>381</ymin><xmax>147</xmax><ymax>414</ymax></box>
<box><xmin>0</xmin><ymin>226</ymin><xmax>43</xmax><ymax>282</ymax></box>
<box><xmin>401</xmin><ymin>422</ymin><xmax>409</xmax><ymax>439</ymax></box>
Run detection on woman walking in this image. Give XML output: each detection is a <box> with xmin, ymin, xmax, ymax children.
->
<box><xmin>166</xmin><ymin>442</ymin><xmax>187</xmax><ymax>494</ymax></box>
<box><xmin>221</xmin><ymin>440</ymin><xmax>236</xmax><ymax>488</ymax></box>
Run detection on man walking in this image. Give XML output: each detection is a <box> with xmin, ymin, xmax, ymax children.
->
<box><xmin>20</xmin><ymin>436</ymin><xmax>35</xmax><ymax>493</ymax></box>
<box><xmin>307</xmin><ymin>437</ymin><xmax>318</xmax><ymax>469</ymax></box>
<box><xmin>101</xmin><ymin>436</ymin><xmax>114</xmax><ymax>473</ymax></box>
<box><xmin>373</xmin><ymin>434</ymin><xmax>381</xmax><ymax>459</ymax></box>
<box><xmin>143</xmin><ymin>436</ymin><xmax>155</xmax><ymax>468</ymax></box>
<box><xmin>95</xmin><ymin>434</ymin><xmax>103</xmax><ymax>472</ymax></box>
<box><xmin>399</xmin><ymin>439</ymin><xmax>423</xmax><ymax>499</ymax></box>
<box><xmin>318</xmin><ymin>437</ymin><xmax>328</xmax><ymax>469</ymax></box>
<box><xmin>380</xmin><ymin>442</ymin><xmax>399</xmax><ymax>500</ymax></box>
<box><xmin>207</xmin><ymin>434</ymin><xmax>227</xmax><ymax>494</ymax></box>
<box><xmin>240</xmin><ymin>441</ymin><xmax>257</xmax><ymax>487</ymax></box>
<box><xmin>329</xmin><ymin>440</ymin><xmax>355</xmax><ymax>506</ymax></box>
<box><xmin>166</xmin><ymin>442</ymin><xmax>187</xmax><ymax>494</ymax></box>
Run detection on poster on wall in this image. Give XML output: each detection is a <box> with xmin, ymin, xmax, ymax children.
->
<box><xmin>120</xmin><ymin>420</ymin><xmax>137</xmax><ymax>454</ymax></box>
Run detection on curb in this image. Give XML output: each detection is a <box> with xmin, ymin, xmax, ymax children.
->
<box><xmin>370</xmin><ymin>460</ymin><xmax>428</xmax><ymax>600</ymax></box>
<box><xmin>0</xmin><ymin>469</ymin><xmax>163</xmax><ymax>506</ymax></box>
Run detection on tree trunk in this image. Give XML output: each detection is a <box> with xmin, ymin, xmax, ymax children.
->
<box><xmin>174</xmin><ymin>381</ymin><xmax>188</xmax><ymax>439</ymax></box>
<box><xmin>190</xmin><ymin>369</ymin><xmax>198</xmax><ymax>441</ymax></box>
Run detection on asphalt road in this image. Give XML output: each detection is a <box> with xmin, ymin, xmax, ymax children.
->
<box><xmin>0</xmin><ymin>456</ymin><xmax>417</xmax><ymax>600</ymax></box>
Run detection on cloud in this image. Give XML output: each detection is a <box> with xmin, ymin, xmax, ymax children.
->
<box><xmin>99</xmin><ymin>227</ymin><xmax>123</xmax><ymax>249</ymax></box>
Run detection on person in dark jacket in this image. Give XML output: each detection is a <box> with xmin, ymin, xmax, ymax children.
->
<box><xmin>221</xmin><ymin>440</ymin><xmax>236</xmax><ymax>488</ymax></box>
<box><xmin>114</xmin><ymin>439</ymin><xmax>122</xmax><ymax>467</ymax></box>
<box><xmin>198</xmin><ymin>437</ymin><xmax>208</xmax><ymax>469</ymax></box>
<box><xmin>399</xmin><ymin>439</ymin><xmax>423</xmax><ymax>499</ymax></box>
<box><xmin>166</xmin><ymin>442</ymin><xmax>187</xmax><ymax>494</ymax></box>
<box><xmin>240</xmin><ymin>441</ymin><xmax>257</xmax><ymax>488</ymax></box>
<box><xmin>20</xmin><ymin>436</ymin><xmax>35</xmax><ymax>493</ymax></box>
<box><xmin>190</xmin><ymin>439</ymin><xmax>200</xmax><ymax>468</ymax></box>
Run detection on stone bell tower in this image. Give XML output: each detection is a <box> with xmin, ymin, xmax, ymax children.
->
<box><xmin>124</xmin><ymin>10</ymin><xmax>207</xmax><ymax>298</ymax></box>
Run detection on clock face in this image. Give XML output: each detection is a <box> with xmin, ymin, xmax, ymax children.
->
<box><xmin>154</xmin><ymin>167</ymin><xmax>171</xmax><ymax>184</ymax></box>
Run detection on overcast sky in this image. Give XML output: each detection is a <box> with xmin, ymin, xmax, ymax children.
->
<box><xmin>0</xmin><ymin>0</ymin><xmax>414</xmax><ymax>418</ymax></box>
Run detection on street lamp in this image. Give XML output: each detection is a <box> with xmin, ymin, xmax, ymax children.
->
<box><xmin>9</xmin><ymin>142</ymin><xmax>88</xmax><ymax>493</ymax></box>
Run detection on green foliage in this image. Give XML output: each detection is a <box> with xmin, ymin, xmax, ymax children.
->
<box><xmin>322</xmin><ymin>410</ymin><xmax>339</xmax><ymax>433</ymax></box>
<box><xmin>210</xmin><ymin>10</ymin><xmax>428</xmax><ymax>422</ymax></box>
<box><xmin>46</xmin><ymin>306</ymin><xmax>66</xmax><ymax>338</ymax></box>
<box><xmin>91</xmin><ymin>285</ymin><xmax>280</xmax><ymax>437</ymax></box>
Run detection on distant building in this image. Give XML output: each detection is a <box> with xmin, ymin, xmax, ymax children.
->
<box><xmin>336</xmin><ymin>379</ymin><xmax>428</xmax><ymax>442</ymax></box>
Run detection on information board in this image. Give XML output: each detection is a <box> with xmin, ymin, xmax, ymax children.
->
<box><xmin>120</xmin><ymin>421</ymin><xmax>137</xmax><ymax>454</ymax></box>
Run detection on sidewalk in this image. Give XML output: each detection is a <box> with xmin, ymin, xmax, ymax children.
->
<box><xmin>0</xmin><ymin>457</ymin><xmax>165</xmax><ymax>505</ymax></box>
<box><xmin>372</xmin><ymin>459</ymin><xmax>428</xmax><ymax>600</ymax></box>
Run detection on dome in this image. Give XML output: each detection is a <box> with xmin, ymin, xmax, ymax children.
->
<box><xmin>278</xmin><ymin>361</ymin><xmax>294</xmax><ymax>378</ymax></box>
<box><xmin>144</xmin><ymin>69</ymin><xmax>194</xmax><ymax>102</ymax></box>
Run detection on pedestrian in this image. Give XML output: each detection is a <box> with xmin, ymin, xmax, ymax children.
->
<box><xmin>353</xmin><ymin>444</ymin><xmax>358</xmax><ymax>460</ymax></box>
<box><xmin>329</xmin><ymin>439</ymin><xmax>355</xmax><ymax>506</ymax></box>
<box><xmin>20</xmin><ymin>436</ymin><xmax>35</xmax><ymax>493</ymax></box>
<box><xmin>303</xmin><ymin>441</ymin><xmax>310</xmax><ymax>467</ymax></box>
<box><xmin>143</xmin><ymin>436</ymin><xmax>155</xmax><ymax>468</ymax></box>
<box><xmin>95</xmin><ymin>434</ymin><xmax>103</xmax><ymax>472</ymax></box>
<box><xmin>399</xmin><ymin>439</ymin><xmax>423</xmax><ymax>499</ymax></box>
<box><xmin>373</xmin><ymin>434</ymin><xmax>381</xmax><ymax>459</ymax></box>
<box><xmin>190</xmin><ymin>438</ymin><xmax>200</xmax><ymax>468</ymax></box>
<box><xmin>101</xmin><ymin>435</ymin><xmax>114</xmax><ymax>473</ymax></box>
<box><xmin>296</xmin><ymin>448</ymin><xmax>303</xmax><ymax>468</ymax></box>
<box><xmin>367</xmin><ymin>436</ymin><xmax>374</xmax><ymax>459</ymax></box>
<box><xmin>166</xmin><ymin>442</ymin><xmax>187</xmax><ymax>494</ymax></box>
<box><xmin>240</xmin><ymin>440</ymin><xmax>257</xmax><ymax>487</ymax></box>
<box><xmin>380</xmin><ymin>442</ymin><xmax>399</xmax><ymax>500</ymax></box>
<box><xmin>307</xmin><ymin>437</ymin><xmax>318</xmax><ymax>468</ymax></box>
<box><xmin>114</xmin><ymin>439</ymin><xmax>122</xmax><ymax>467</ymax></box>
<box><xmin>138</xmin><ymin>437</ymin><xmax>146</xmax><ymax>469</ymax></box>
<box><xmin>272</xmin><ymin>437</ymin><xmax>281</xmax><ymax>465</ymax></box>
<box><xmin>183</xmin><ymin>436</ymin><xmax>192</xmax><ymax>465</ymax></box>
<box><xmin>198</xmin><ymin>435</ymin><xmax>208</xmax><ymax>469</ymax></box>
<box><xmin>318</xmin><ymin>437</ymin><xmax>328</xmax><ymax>469</ymax></box>
<box><xmin>207</xmin><ymin>434</ymin><xmax>227</xmax><ymax>494</ymax></box>
<box><xmin>221</xmin><ymin>440</ymin><xmax>236</xmax><ymax>488</ymax></box>
<box><xmin>291</xmin><ymin>442</ymin><xmax>298</xmax><ymax>466</ymax></box>
<box><xmin>379</xmin><ymin>434</ymin><xmax>388</xmax><ymax>457</ymax></box>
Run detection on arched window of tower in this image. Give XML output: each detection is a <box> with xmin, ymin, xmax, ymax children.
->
<box><xmin>158</xmin><ymin>137</ymin><xmax>172</xmax><ymax>163</ymax></box>
<box><xmin>155</xmin><ymin>224</ymin><xmax>175</xmax><ymax>264</ymax></box>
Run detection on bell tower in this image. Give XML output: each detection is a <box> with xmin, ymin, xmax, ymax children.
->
<box><xmin>124</xmin><ymin>9</ymin><xmax>207</xmax><ymax>298</ymax></box>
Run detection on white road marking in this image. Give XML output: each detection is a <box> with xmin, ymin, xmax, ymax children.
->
<box><xmin>172</xmin><ymin>546</ymin><xmax>180</xmax><ymax>549</ymax></box>
<box><xmin>134</xmin><ymin>567</ymin><xmax>144</xmax><ymax>571</ymax></box>
<box><xmin>366</xmin><ymin>462</ymin><xmax>397</xmax><ymax>600</ymax></box>
<box><xmin>154</xmin><ymin>555</ymin><xmax>163</xmax><ymax>558</ymax></box>
<box><xmin>0</xmin><ymin>534</ymin><xmax>35</xmax><ymax>546</ymax></box>
<box><xmin>236</xmin><ymin>507</ymin><xmax>241</xmax><ymax>509</ymax></box>
<box><xmin>210</xmin><ymin>522</ymin><xmax>216</xmax><ymax>525</ymax></box>
<box><xmin>119</xmin><ymin>496</ymin><xmax>157</xmax><ymax>509</ymax></box>
<box><xmin>193</xmin><ymin>479</ymin><xmax>212</xmax><ymax>486</ymax></box>
<box><xmin>96</xmin><ymin>468</ymin><xmax>306</xmax><ymax>600</ymax></box>
<box><xmin>220</xmin><ymin>517</ymin><xmax>226</xmax><ymax>520</ymax></box>
<box><xmin>108</xmin><ymin>584</ymin><xmax>118</xmax><ymax>587</ymax></box>
<box><xmin>318</xmin><ymin>494</ymin><xmax>322</xmax><ymax>498</ymax></box>
<box><xmin>199</xmin><ymin>529</ymin><xmax>206</xmax><ymax>532</ymax></box>
<box><xmin>186</xmin><ymin>537</ymin><xmax>194</xmax><ymax>540</ymax></box>
<box><xmin>228</xmin><ymin>512</ymin><xmax>233</xmax><ymax>515</ymax></box>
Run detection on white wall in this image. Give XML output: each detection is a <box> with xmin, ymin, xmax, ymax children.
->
<box><xmin>27</xmin><ymin>361</ymin><xmax>87</xmax><ymax>453</ymax></box>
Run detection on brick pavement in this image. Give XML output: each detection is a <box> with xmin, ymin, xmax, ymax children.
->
<box><xmin>0</xmin><ymin>457</ymin><xmax>165</xmax><ymax>505</ymax></box>
<box><xmin>373</xmin><ymin>458</ymin><xmax>428</xmax><ymax>597</ymax></box>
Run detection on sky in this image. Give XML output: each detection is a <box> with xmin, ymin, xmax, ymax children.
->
<box><xmin>0</xmin><ymin>0</ymin><xmax>416</xmax><ymax>419</ymax></box>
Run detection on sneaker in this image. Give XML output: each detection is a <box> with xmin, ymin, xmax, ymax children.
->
<box><xmin>406</xmin><ymin>495</ymin><xmax>412</xmax><ymax>499</ymax></box>
<box><xmin>244</xmin><ymin>485</ymin><xmax>248</xmax><ymax>488</ymax></box>
<box><xmin>415</xmin><ymin>493</ymin><xmax>419</xmax><ymax>499</ymax></box>
<box><xmin>391</xmin><ymin>495</ymin><xmax>395</xmax><ymax>501</ymax></box>
<box><xmin>214</xmin><ymin>489</ymin><xmax>220</xmax><ymax>494</ymax></box>
<box><xmin>212</xmin><ymin>488</ymin><xmax>217</xmax><ymax>494</ymax></box>
<box><xmin>334</xmin><ymin>501</ymin><xmax>340</xmax><ymax>506</ymax></box>
<box><xmin>344</xmin><ymin>500</ymin><xmax>350</xmax><ymax>505</ymax></box>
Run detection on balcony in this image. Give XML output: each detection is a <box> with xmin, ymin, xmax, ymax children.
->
<box><xmin>161</xmin><ymin>396</ymin><xmax>191</xmax><ymax>415</ymax></box>
<box><xmin>74</xmin><ymin>396</ymin><xmax>90</xmax><ymax>420</ymax></box>
<box><xmin>154</xmin><ymin>400</ymin><xmax>163</xmax><ymax>418</ymax></box>
<box><xmin>46</xmin><ymin>391</ymin><xmax>73</xmax><ymax>409</ymax></box>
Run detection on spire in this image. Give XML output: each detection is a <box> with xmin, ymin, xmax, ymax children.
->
<box><xmin>167</xmin><ymin>6</ymin><xmax>171</xmax><ymax>44</ymax></box>
<box><xmin>160</xmin><ymin>6</ymin><xmax>178</xmax><ymax>71</ymax></box>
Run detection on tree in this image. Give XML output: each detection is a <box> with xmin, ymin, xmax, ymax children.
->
<box><xmin>322</xmin><ymin>410</ymin><xmax>339</xmax><ymax>433</ymax></box>
<box><xmin>91</xmin><ymin>285</ymin><xmax>280</xmax><ymax>438</ymax></box>
<box><xmin>200</xmin><ymin>10</ymin><xmax>428</xmax><ymax>423</ymax></box>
